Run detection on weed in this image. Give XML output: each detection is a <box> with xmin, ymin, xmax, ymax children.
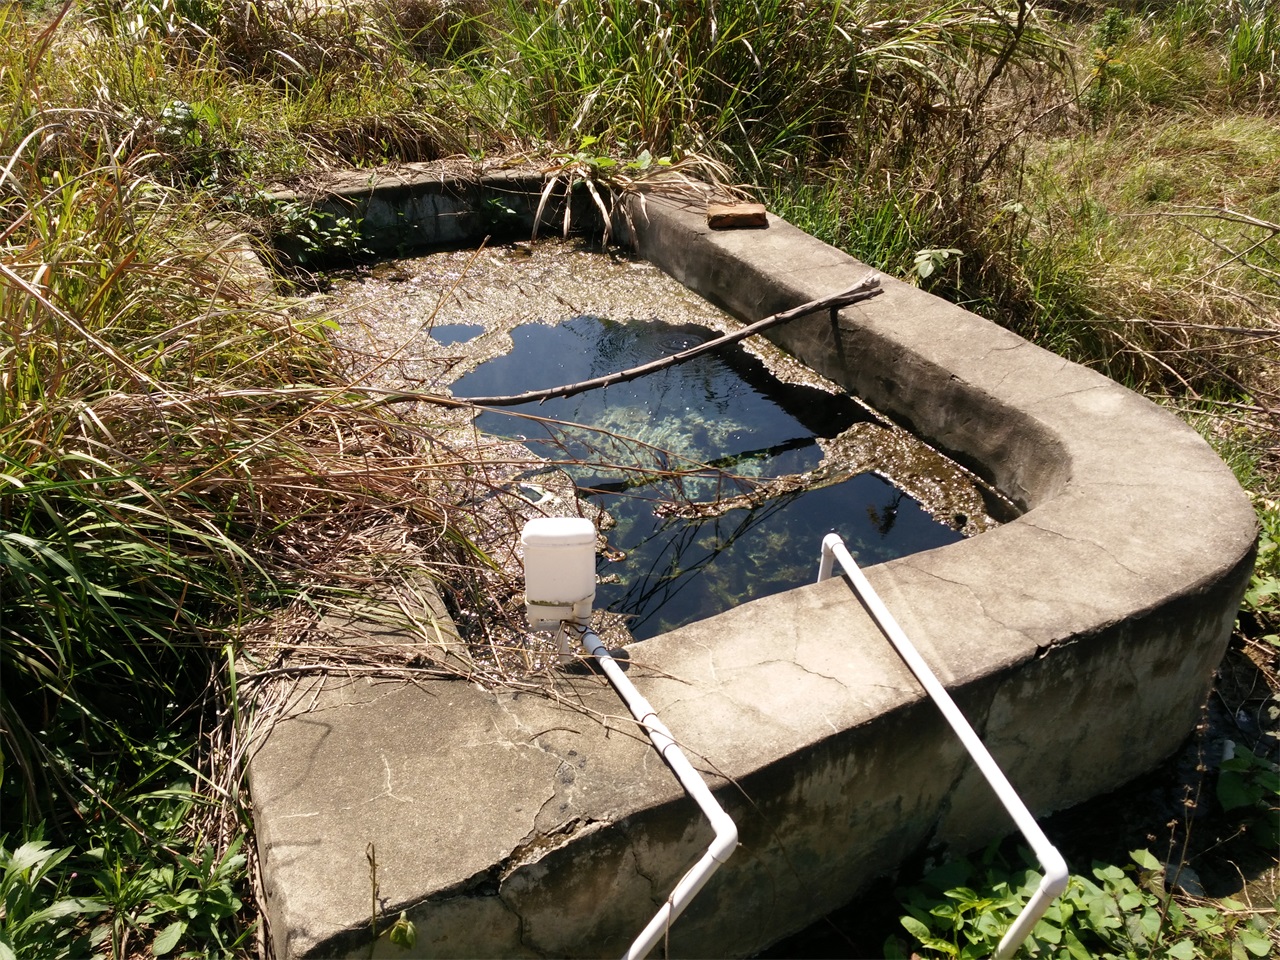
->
<box><xmin>489</xmin><ymin>0</ymin><xmax>1058</xmax><ymax>186</ymax></box>
<box><xmin>364</xmin><ymin>843</ymin><xmax>418</xmax><ymax>956</ymax></box>
<box><xmin>1217</xmin><ymin>744</ymin><xmax>1280</xmax><ymax>848</ymax></box>
<box><xmin>272</xmin><ymin>201</ymin><xmax>370</xmax><ymax>265</ymax></box>
<box><xmin>1241</xmin><ymin>500</ymin><xmax>1280</xmax><ymax>649</ymax></box>
<box><xmin>4</xmin><ymin>1</ymin><xmax>1279</xmax><ymax>955</ymax></box>
<box><xmin>889</xmin><ymin>845</ymin><xmax>1277</xmax><ymax>960</ymax></box>
<box><xmin>1083</xmin><ymin>7</ymin><xmax>1134</xmax><ymax>124</ymax></box>
<box><xmin>762</xmin><ymin>177</ymin><xmax>932</xmax><ymax>279</ymax></box>
<box><xmin>1</xmin><ymin>9</ymin><xmax>477</xmax><ymax>956</ymax></box>
<box><xmin>1224</xmin><ymin>2</ymin><xmax>1280</xmax><ymax>105</ymax></box>
<box><xmin>914</xmin><ymin>248</ymin><xmax>964</xmax><ymax>284</ymax></box>
<box><xmin>0</xmin><ymin>833</ymin><xmax>107</xmax><ymax>960</ymax></box>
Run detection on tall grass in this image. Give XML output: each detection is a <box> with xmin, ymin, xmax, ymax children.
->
<box><xmin>0</xmin><ymin>7</ymin><xmax>483</xmax><ymax>955</ymax></box>
<box><xmin>0</xmin><ymin>9</ymin><xmax>330</xmax><ymax>808</ymax></box>
<box><xmin>3</xmin><ymin>1</ymin><xmax>1276</xmax><ymax>955</ymax></box>
<box><xmin>488</xmin><ymin>0</ymin><xmax>1060</xmax><ymax>183</ymax></box>
<box><xmin>763</xmin><ymin>175</ymin><xmax>934</xmax><ymax>278</ymax></box>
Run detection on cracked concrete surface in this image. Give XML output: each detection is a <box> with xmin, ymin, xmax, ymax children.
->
<box><xmin>250</xmin><ymin>168</ymin><xmax>1256</xmax><ymax>957</ymax></box>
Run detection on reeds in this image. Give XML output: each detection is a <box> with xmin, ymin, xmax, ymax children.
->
<box><xmin>0</xmin><ymin>10</ymin><xmax>505</xmax><ymax>954</ymax></box>
<box><xmin>3</xmin><ymin>1</ymin><xmax>1277</xmax><ymax>954</ymax></box>
<box><xmin>490</xmin><ymin>0</ymin><xmax>1059</xmax><ymax>182</ymax></box>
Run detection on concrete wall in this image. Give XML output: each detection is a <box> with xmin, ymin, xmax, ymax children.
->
<box><xmin>267</xmin><ymin>165</ymin><xmax>593</xmax><ymax>264</ymax></box>
<box><xmin>249</xmin><ymin>166</ymin><xmax>1257</xmax><ymax>957</ymax></box>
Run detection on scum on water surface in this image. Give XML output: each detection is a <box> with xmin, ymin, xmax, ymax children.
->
<box><xmin>311</xmin><ymin>237</ymin><xmax>1011</xmax><ymax>640</ymax></box>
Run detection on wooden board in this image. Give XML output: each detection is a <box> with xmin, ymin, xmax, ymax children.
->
<box><xmin>707</xmin><ymin>202</ymin><xmax>768</xmax><ymax>229</ymax></box>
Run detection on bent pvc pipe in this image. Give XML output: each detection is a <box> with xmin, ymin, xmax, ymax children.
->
<box><xmin>574</xmin><ymin>625</ymin><xmax>738</xmax><ymax>960</ymax></box>
<box><xmin>818</xmin><ymin>534</ymin><xmax>1069</xmax><ymax>959</ymax></box>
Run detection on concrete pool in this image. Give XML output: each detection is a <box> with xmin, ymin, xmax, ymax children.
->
<box><xmin>249</xmin><ymin>163</ymin><xmax>1256</xmax><ymax>958</ymax></box>
<box><xmin>321</xmin><ymin>238</ymin><xmax>1000</xmax><ymax>641</ymax></box>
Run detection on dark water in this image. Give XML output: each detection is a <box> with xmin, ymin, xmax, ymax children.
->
<box><xmin>426</xmin><ymin>322</ymin><xmax>484</xmax><ymax>346</ymax></box>
<box><xmin>453</xmin><ymin>315</ymin><xmax>963</xmax><ymax>639</ymax></box>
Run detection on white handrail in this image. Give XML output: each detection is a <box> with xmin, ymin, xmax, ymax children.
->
<box><xmin>573</xmin><ymin>624</ymin><xmax>738</xmax><ymax>960</ymax></box>
<box><xmin>817</xmin><ymin>534</ymin><xmax>1068</xmax><ymax>959</ymax></box>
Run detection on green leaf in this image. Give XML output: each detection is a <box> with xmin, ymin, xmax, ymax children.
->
<box><xmin>1119</xmin><ymin>892</ymin><xmax>1144</xmax><ymax>911</ymax></box>
<box><xmin>1167</xmin><ymin>938</ymin><xmax>1196</xmax><ymax>959</ymax></box>
<box><xmin>974</xmin><ymin>911</ymin><xmax>1006</xmax><ymax>937</ymax></box>
<box><xmin>1064</xmin><ymin>927</ymin><xmax>1092</xmax><ymax>960</ymax></box>
<box><xmin>24</xmin><ymin>897</ymin><xmax>108</xmax><ymax>925</ymax></box>
<box><xmin>1037</xmin><ymin>921</ymin><xmax>1064</xmax><ymax>944</ymax></box>
<box><xmin>1239</xmin><ymin>927</ymin><xmax>1273</xmax><ymax>957</ymax></box>
<box><xmin>152</xmin><ymin>920</ymin><xmax>186</xmax><ymax>956</ymax></box>
<box><xmin>1130</xmin><ymin>849</ymin><xmax>1162</xmax><ymax>871</ymax></box>
<box><xmin>1186</xmin><ymin>906</ymin><xmax>1220</xmax><ymax>925</ymax></box>
<box><xmin>389</xmin><ymin>912</ymin><xmax>417</xmax><ymax>950</ymax></box>
<box><xmin>1136</xmin><ymin>907</ymin><xmax>1162</xmax><ymax>940</ymax></box>
<box><xmin>1095</xmin><ymin>864</ymin><xmax>1126</xmax><ymax>882</ymax></box>
<box><xmin>1245</xmin><ymin>579</ymin><xmax>1280</xmax><ymax>600</ymax></box>
<box><xmin>901</xmin><ymin>915</ymin><xmax>933</xmax><ymax>942</ymax></box>
<box><xmin>922</xmin><ymin>936</ymin><xmax>960</xmax><ymax>956</ymax></box>
<box><xmin>7</xmin><ymin>840</ymin><xmax>55</xmax><ymax>874</ymax></box>
<box><xmin>1218</xmin><ymin>771</ymin><xmax>1258</xmax><ymax>812</ymax></box>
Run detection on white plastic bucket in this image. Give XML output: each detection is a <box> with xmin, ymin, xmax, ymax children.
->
<box><xmin>522</xmin><ymin>517</ymin><xmax>596</xmax><ymax>628</ymax></box>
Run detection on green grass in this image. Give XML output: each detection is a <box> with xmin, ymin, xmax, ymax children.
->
<box><xmin>763</xmin><ymin>176</ymin><xmax>934</xmax><ymax>279</ymax></box>
<box><xmin>0</xmin><ymin>7</ymin><xmax>470</xmax><ymax>956</ymax></box>
<box><xmin>2</xmin><ymin>1</ymin><xmax>1277</xmax><ymax>956</ymax></box>
<box><xmin>888</xmin><ymin>843</ymin><xmax>1277</xmax><ymax>960</ymax></box>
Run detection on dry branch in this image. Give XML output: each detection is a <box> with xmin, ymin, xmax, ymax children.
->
<box><xmin>455</xmin><ymin>274</ymin><xmax>882</xmax><ymax>407</ymax></box>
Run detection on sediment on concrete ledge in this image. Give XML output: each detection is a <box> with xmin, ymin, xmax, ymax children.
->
<box><xmin>249</xmin><ymin>165</ymin><xmax>1257</xmax><ymax>958</ymax></box>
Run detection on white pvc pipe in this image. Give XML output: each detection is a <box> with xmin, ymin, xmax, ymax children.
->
<box><xmin>817</xmin><ymin>534</ymin><xmax>1068</xmax><ymax>960</ymax></box>
<box><xmin>574</xmin><ymin>625</ymin><xmax>738</xmax><ymax>960</ymax></box>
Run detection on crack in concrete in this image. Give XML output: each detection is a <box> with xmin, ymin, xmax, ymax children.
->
<box><xmin>499</xmin><ymin>815</ymin><xmax>604</xmax><ymax>882</ymax></box>
<box><xmin>697</xmin><ymin>638</ymin><xmax>722</xmax><ymax>688</ymax></box>
<box><xmin>366</xmin><ymin>754</ymin><xmax>415</xmax><ymax>805</ymax></box>
<box><xmin>630</xmin><ymin>846</ymin><xmax>662</xmax><ymax>909</ymax></box>
<box><xmin>792</xmin><ymin>659</ymin><xmax>850</xmax><ymax>687</ymax></box>
<box><xmin>907</xmin><ymin>560</ymin><xmax>1081</xmax><ymax>661</ymax></box>
<box><xmin>331</xmin><ymin>753</ymin><xmax>418</xmax><ymax>813</ymax></box>
<box><xmin>490</xmin><ymin>695</ymin><xmax>541</xmax><ymax>749</ymax></box>
<box><xmin>1020</xmin><ymin>516</ymin><xmax>1152</xmax><ymax>583</ymax></box>
<box><xmin>529</xmin><ymin>783</ymin><xmax>562</xmax><ymax>833</ymax></box>
<box><xmin>496</xmin><ymin>882</ymin><xmax>546</xmax><ymax>959</ymax></box>
<box><xmin>1036</xmin><ymin>381</ymin><xmax>1111</xmax><ymax>405</ymax></box>
<box><xmin>899</xmin><ymin>562</ymin><xmax>1016</xmax><ymax>637</ymax></box>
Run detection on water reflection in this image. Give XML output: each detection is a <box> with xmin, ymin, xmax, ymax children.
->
<box><xmin>453</xmin><ymin>315</ymin><xmax>963</xmax><ymax>638</ymax></box>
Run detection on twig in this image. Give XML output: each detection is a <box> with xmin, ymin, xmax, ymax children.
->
<box><xmin>367</xmin><ymin>843</ymin><xmax>379</xmax><ymax>958</ymax></box>
<box><xmin>455</xmin><ymin>275</ymin><xmax>882</xmax><ymax>407</ymax></box>
<box><xmin>1098</xmin><ymin>318</ymin><xmax>1280</xmax><ymax>339</ymax></box>
<box><xmin>1158</xmin><ymin>206</ymin><xmax>1280</xmax><ymax>232</ymax></box>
